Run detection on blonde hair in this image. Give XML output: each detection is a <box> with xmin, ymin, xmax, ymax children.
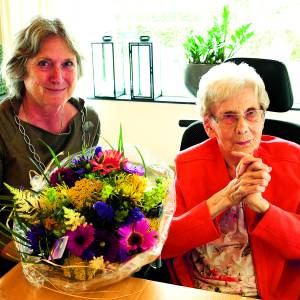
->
<box><xmin>5</xmin><ymin>16</ymin><xmax>83</xmax><ymax>99</ymax></box>
<box><xmin>197</xmin><ymin>62</ymin><xmax>270</xmax><ymax>116</ymax></box>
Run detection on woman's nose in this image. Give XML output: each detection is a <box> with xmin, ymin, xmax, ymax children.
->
<box><xmin>235</xmin><ymin>116</ymin><xmax>249</xmax><ymax>133</ymax></box>
<box><xmin>50</xmin><ymin>65</ymin><xmax>63</xmax><ymax>82</ymax></box>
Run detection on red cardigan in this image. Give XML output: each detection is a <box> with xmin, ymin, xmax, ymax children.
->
<box><xmin>162</xmin><ymin>136</ymin><xmax>300</xmax><ymax>300</ymax></box>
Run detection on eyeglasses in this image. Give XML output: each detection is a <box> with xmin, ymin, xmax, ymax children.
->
<box><xmin>212</xmin><ymin>109</ymin><xmax>265</xmax><ymax>126</ymax></box>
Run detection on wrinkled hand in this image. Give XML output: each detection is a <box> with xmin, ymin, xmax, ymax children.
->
<box><xmin>207</xmin><ymin>152</ymin><xmax>272</xmax><ymax>218</ymax></box>
<box><xmin>207</xmin><ymin>174</ymin><xmax>268</xmax><ymax>218</ymax></box>
<box><xmin>234</xmin><ymin>151</ymin><xmax>271</xmax><ymax>178</ymax></box>
<box><xmin>220</xmin><ymin>177</ymin><xmax>262</xmax><ymax>207</ymax></box>
<box><xmin>232</xmin><ymin>151</ymin><xmax>271</xmax><ymax>214</ymax></box>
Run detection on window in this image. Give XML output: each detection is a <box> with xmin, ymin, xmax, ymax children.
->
<box><xmin>4</xmin><ymin>0</ymin><xmax>300</xmax><ymax>107</ymax></box>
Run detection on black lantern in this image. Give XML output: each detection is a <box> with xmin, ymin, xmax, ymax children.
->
<box><xmin>129</xmin><ymin>36</ymin><xmax>161</xmax><ymax>100</ymax></box>
<box><xmin>91</xmin><ymin>36</ymin><xmax>125</xmax><ymax>98</ymax></box>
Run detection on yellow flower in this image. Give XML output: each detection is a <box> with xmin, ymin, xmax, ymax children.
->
<box><xmin>62</xmin><ymin>256</ymin><xmax>96</xmax><ymax>281</ymax></box>
<box><xmin>148</xmin><ymin>217</ymin><xmax>160</xmax><ymax>232</ymax></box>
<box><xmin>63</xmin><ymin>207</ymin><xmax>85</xmax><ymax>231</ymax></box>
<box><xmin>62</xmin><ymin>265</ymin><xmax>72</xmax><ymax>279</ymax></box>
<box><xmin>86</xmin><ymin>267</ymin><xmax>96</xmax><ymax>280</ymax></box>
<box><xmin>37</xmin><ymin>185</ymin><xmax>69</xmax><ymax>213</ymax></box>
<box><xmin>67</xmin><ymin>178</ymin><xmax>103</xmax><ymax>208</ymax></box>
<box><xmin>89</xmin><ymin>256</ymin><xmax>105</xmax><ymax>271</ymax></box>
<box><xmin>115</xmin><ymin>174</ymin><xmax>147</xmax><ymax>203</ymax></box>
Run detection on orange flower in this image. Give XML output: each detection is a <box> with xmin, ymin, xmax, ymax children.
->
<box><xmin>91</xmin><ymin>149</ymin><xmax>128</xmax><ymax>175</ymax></box>
<box><xmin>44</xmin><ymin>217</ymin><xmax>56</xmax><ymax>230</ymax></box>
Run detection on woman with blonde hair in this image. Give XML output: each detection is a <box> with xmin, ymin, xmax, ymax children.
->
<box><xmin>0</xmin><ymin>16</ymin><xmax>100</xmax><ymax>275</ymax></box>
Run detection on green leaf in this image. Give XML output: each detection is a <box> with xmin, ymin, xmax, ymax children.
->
<box><xmin>39</xmin><ymin>139</ymin><xmax>61</xmax><ymax>168</ymax></box>
<box><xmin>101</xmin><ymin>136</ymin><xmax>115</xmax><ymax>150</ymax></box>
<box><xmin>0</xmin><ymin>194</ymin><xmax>14</xmax><ymax>203</ymax></box>
<box><xmin>0</xmin><ymin>221</ymin><xmax>30</xmax><ymax>246</ymax></box>
<box><xmin>183</xmin><ymin>5</ymin><xmax>254</xmax><ymax>64</ymax></box>
<box><xmin>117</xmin><ymin>124</ymin><xmax>125</xmax><ymax>157</ymax></box>
<box><xmin>134</xmin><ymin>145</ymin><xmax>147</xmax><ymax>177</ymax></box>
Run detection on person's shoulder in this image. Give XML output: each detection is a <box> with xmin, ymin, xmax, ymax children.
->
<box><xmin>0</xmin><ymin>97</ymin><xmax>12</xmax><ymax>112</ymax></box>
<box><xmin>85</xmin><ymin>102</ymin><xmax>99</xmax><ymax>117</ymax></box>
<box><xmin>0</xmin><ymin>97</ymin><xmax>17</xmax><ymax>122</ymax></box>
<box><xmin>69</xmin><ymin>97</ymin><xmax>82</xmax><ymax>109</ymax></box>
<box><xmin>176</xmin><ymin>138</ymin><xmax>218</xmax><ymax>164</ymax></box>
<box><xmin>259</xmin><ymin>135</ymin><xmax>300</xmax><ymax>163</ymax></box>
<box><xmin>70</xmin><ymin>98</ymin><xmax>100</xmax><ymax>139</ymax></box>
<box><xmin>69</xmin><ymin>97</ymin><xmax>99</xmax><ymax>120</ymax></box>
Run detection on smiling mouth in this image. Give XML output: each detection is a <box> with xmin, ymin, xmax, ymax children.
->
<box><xmin>236</xmin><ymin>140</ymin><xmax>251</xmax><ymax>146</ymax></box>
<box><xmin>45</xmin><ymin>87</ymin><xmax>66</xmax><ymax>92</ymax></box>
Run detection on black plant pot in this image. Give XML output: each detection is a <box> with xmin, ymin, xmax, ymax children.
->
<box><xmin>184</xmin><ymin>63</ymin><xmax>216</xmax><ymax>97</ymax></box>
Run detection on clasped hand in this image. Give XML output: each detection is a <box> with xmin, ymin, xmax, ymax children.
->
<box><xmin>225</xmin><ymin>151</ymin><xmax>271</xmax><ymax>213</ymax></box>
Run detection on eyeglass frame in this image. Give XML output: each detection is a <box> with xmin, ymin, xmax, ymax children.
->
<box><xmin>210</xmin><ymin>109</ymin><xmax>266</xmax><ymax>126</ymax></box>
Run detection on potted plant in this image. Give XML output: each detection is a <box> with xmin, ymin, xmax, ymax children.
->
<box><xmin>183</xmin><ymin>5</ymin><xmax>254</xmax><ymax>96</ymax></box>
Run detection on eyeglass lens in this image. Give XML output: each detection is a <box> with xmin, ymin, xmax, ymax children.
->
<box><xmin>218</xmin><ymin>110</ymin><xmax>264</xmax><ymax>125</ymax></box>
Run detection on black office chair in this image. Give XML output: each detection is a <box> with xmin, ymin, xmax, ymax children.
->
<box><xmin>179</xmin><ymin>58</ymin><xmax>300</xmax><ymax>150</ymax></box>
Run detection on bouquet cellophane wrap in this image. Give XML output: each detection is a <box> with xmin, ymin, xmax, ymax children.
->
<box><xmin>13</xmin><ymin>147</ymin><xmax>175</xmax><ymax>292</ymax></box>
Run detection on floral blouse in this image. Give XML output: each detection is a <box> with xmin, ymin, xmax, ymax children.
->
<box><xmin>191</xmin><ymin>203</ymin><xmax>258</xmax><ymax>297</ymax></box>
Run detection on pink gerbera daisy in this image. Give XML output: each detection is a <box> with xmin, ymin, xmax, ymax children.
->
<box><xmin>118</xmin><ymin>218</ymin><xmax>157</xmax><ymax>253</ymax></box>
<box><xmin>66</xmin><ymin>224</ymin><xmax>95</xmax><ymax>257</ymax></box>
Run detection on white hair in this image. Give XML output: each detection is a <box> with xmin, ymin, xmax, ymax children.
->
<box><xmin>197</xmin><ymin>62</ymin><xmax>270</xmax><ymax>116</ymax></box>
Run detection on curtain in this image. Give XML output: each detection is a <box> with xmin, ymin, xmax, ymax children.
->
<box><xmin>0</xmin><ymin>0</ymin><xmax>50</xmax><ymax>63</ymax></box>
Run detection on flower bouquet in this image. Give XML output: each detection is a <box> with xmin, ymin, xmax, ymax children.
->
<box><xmin>3</xmin><ymin>135</ymin><xmax>175</xmax><ymax>292</ymax></box>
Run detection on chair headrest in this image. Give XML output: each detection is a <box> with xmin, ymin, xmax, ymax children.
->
<box><xmin>225</xmin><ymin>57</ymin><xmax>294</xmax><ymax>112</ymax></box>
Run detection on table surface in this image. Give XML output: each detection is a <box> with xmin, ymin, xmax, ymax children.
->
<box><xmin>0</xmin><ymin>263</ymin><xmax>257</xmax><ymax>300</ymax></box>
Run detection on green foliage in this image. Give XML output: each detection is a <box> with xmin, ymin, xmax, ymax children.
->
<box><xmin>138</xmin><ymin>177</ymin><xmax>169</xmax><ymax>213</ymax></box>
<box><xmin>183</xmin><ymin>5</ymin><xmax>254</xmax><ymax>64</ymax></box>
<box><xmin>0</xmin><ymin>45</ymin><xmax>8</xmax><ymax>96</ymax></box>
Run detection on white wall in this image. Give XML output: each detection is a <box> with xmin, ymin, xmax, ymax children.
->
<box><xmin>86</xmin><ymin>100</ymin><xmax>199</xmax><ymax>167</ymax></box>
<box><xmin>87</xmin><ymin>99</ymin><xmax>300</xmax><ymax>167</ymax></box>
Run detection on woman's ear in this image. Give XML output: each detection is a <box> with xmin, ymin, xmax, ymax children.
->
<box><xmin>203</xmin><ymin>116</ymin><xmax>217</xmax><ymax>138</ymax></box>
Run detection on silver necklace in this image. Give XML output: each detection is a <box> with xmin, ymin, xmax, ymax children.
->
<box><xmin>13</xmin><ymin>104</ymin><xmax>86</xmax><ymax>172</ymax></box>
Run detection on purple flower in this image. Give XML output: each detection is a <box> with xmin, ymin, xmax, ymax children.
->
<box><xmin>95</xmin><ymin>146</ymin><xmax>103</xmax><ymax>156</ymax></box>
<box><xmin>91</xmin><ymin>230</ymin><xmax>120</xmax><ymax>262</ymax></box>
<box><xmin>124</xmin><ymin>163</ymin><xmax>145</xmax><ymax>176</ymax></box>
<box><xmin>50</xmin><ymin>167</ymin><xmax>76</xmax><ymax>187</ymax></box>
<box><xmin>118</xmin><ymin>247</ymin><xmax>129</xmax><ymax>262</ymax></box>
<box><xmin>125</xmin><ymin>208</ymin><xmax>144</xmax><ymax>224</ymax></box>
<box><xmin>93</xmin><ymin>201</ymin><xmax>114</xmax><ymax>222</ymax></box>
<box><xmin>118</xmin><ymin>218</ymin><xmax>157</xmax><ymax>253</ymax></box>
<box><xmin>71</xmin><ymin>156</ymin><xmax>92</xmax><ymax>176</ymax></box>
<box><xmin>75</xmin><ymin>168</ymin><xmax>87</xmax><ymax>176</ymax></box>
<box><xmin>82</xmin><ymin>248</ymin><xmax>96</xmax><ymax>261</ymax></box>
<box><xmin>71</xmin><ymin>155</ymin><xmax>88</xmax><ymax>165</ymax></box>
<box><xmin>27</xmin><ymin>223</ymin><xmax>47</xmax><ymax>254</ymax></box>
<box><xmin>66</xmin><ymin>224</ymin><xmax>95</xmax><ymax>257</ymax></box>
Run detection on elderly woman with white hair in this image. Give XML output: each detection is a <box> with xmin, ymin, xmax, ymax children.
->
<box><xmin>162</xmin><ymin>62</ymin><xmax>300</xmax><ymax>299</ymax></box>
